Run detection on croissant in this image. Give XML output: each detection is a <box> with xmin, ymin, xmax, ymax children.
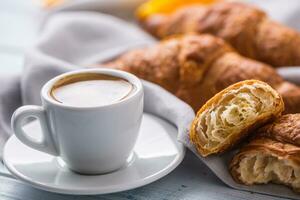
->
<box><xmin>189</xmin><ymin>80</ymin><xmax>283</xmax><ymax>157</ymax></box>
<box><xmin>230</xmin><ymin>114</ymin><xmax>300</xmax><ymax>192</ymax></box>
<box><xmin>138</xmin><ymin>2</ymin><xmax>300</xmax><ymax>67</ymax></box>
<box><xmin>104</xmin><ymin>34</ymin><xmax>300</xmax><ymax>114</ymax></box>
<box><xmin>257</xmin><ymin>114</ymin><xmax>300</xmax><ymax>146</ymax></box>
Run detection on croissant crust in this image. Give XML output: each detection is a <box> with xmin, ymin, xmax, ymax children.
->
<box><xmin>190</xmin><ymin>80</ymin><xmax>284</xmax><ymax>157</ymax></box>
<box><xmin>230</xmin><ymin>137</ymin><xmax>300</xmax><ymax>192</ymax></box>
<box><xmin>140</xmin><ymin>2</ymin><xmax>300</xmax><ymax>67</ymax></box>
<box><xmin>105</xmin><ymin>34</ymin><xmax>300</xmax><ymax>114</ymax></box>
<box><xmin>230</xmin><ymin>113</ymin><xmax>300</xmax><ymax>192</ymax></box>
<box><xmin>257</xmin><ymin>114</ymin><xmax>300</xmax><ymax>146</ymax></box>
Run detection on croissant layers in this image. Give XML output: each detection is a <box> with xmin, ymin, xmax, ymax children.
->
<box><xmin>138</xmin><ymin>2</ymin><xmax>300</xmax><ymax>67</ymax></box>
<box><xmin>230</xmin><ymin>114</ymin><xmax>300</xmax><ymax>192</ymax></box>
<box><xmin>190</xmin><ymin>80</ymin><xmax>284</xmax><ymax>156</ymax></box>
<box><xmin>104</xmin><ymin>34</ymin><xmax>300</xmax><ymax>114</ymax></box>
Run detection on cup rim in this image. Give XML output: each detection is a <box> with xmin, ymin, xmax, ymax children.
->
<box><xmin>41</xmin><ymin>68</ymin><xmax>143</xmax><ymax>110</ymax></box>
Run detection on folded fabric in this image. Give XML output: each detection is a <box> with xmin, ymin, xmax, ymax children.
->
<box><xmin>50</xmin><ymin>0</ymin><xmax>147</xmax><ymax>20</ymax></box>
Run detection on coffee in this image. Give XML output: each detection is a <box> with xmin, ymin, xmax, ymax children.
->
<box><xmin>12</xmin><ymin>69</ymin><xmax>143</xmax><ymax>174</ymax></box>
<box><xmin>50</xmin><ymin>73</ymin><xmax>134</xmax><ymax>107</ymax></box>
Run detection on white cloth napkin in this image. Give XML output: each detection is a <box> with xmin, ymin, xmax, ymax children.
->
<box><xmin>0</xmin><ymin>0</ymin><xmax>300</xmax><ymax>199</ymax></box>
<box><xmin>49</xmin><ymin>0</ymin><xmax>147</xmax><ymax>20</ymax></box>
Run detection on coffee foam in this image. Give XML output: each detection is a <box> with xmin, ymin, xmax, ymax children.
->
<box><xmin>50</xmin><ymin>73</ymin><xmax>134</xmax><ymax>107</ymax></box>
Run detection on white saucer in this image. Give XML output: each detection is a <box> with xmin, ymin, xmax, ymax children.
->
<box><xmin>3</xmin><ymin>113</ymin><xmax>185</xmax><ymax>195</ymax></box>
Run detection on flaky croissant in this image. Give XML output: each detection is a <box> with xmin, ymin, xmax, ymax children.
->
<box><xmin>257</xmin><ymin>114</ymin><xmax>300</xmax><ymax>146</ymax></box>
<box><xmin>189</xmin><ymin>80</ymin><xmax>284</xmax><ymax>157</ymax></box>
<box><xmin>230</xmin><ymin>114</ymin><xmax>300</xmax><ymax>192</ymax></box>
<box><xmin>138</xmin><ymin>2</ymin><xmax>300</xmax><ymax>67</ymax></box>
<box><xmin>104</xmin><ymin>34</ymin><xmax>300</xmax><ymax>114</ymax></box>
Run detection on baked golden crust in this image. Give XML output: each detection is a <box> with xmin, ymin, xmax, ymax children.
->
<box><xmin>105</xmin><ymin>34</ymin><xmax>233</xmax><ymax>110</ymax></box>
<box><xmin>230</xmin><ymin>114</ymin><xmax>300</xmax><ymax>191</ymax></box>
<box><xmin>230</xmin><ymin>137</ymin><xmax>300</xmax><ymax>192</ymax></box>
<box><xmin>104</xmin><ymin>34</ymin><xmax>300</xmax><ymax>114</ymax></box>
<box><xmin>257</xmin><ymin>114</ymin><xmax>300</xmax><ymax>146</ymax></box>
<box><xmin>139</xmin><ymin>2</ymin><xmax>300</xmax><ymax>67</ymax></box>
<box><xmin>189</xmin><ymin>80</ymin><xmax>284</xmax><ymax>157</ymax></box>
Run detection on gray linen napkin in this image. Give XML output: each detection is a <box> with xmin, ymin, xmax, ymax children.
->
<box><xmin>1</xmin><ymin>2</ymin><xmax>300</xmax><ymax>200</ymax></box>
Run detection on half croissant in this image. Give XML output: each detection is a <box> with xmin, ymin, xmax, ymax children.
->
<box><xmin>230</xmin><ymin>137</ymin><xmax>300</xmax><ymax>192</ymax></box>
<box><xmin>190</xmin><ymin>80</ymin><xmax>284</xmax><ymax>157</ymax></box>
<box><xmin>230</xmin><ymin>114</ymin><xmax>300</xmax><ymax>192</ymax></box>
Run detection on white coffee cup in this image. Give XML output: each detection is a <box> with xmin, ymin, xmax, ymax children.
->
<box><xmin>11</xmin><ymin>69</ymin><xmax>144</xmax><ymax>174</ymax></box>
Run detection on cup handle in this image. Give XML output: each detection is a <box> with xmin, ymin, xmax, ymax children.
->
<box><xmin>11</xmin><ymin>105</ymin><xmax>59</xmax><ymax>156</ymax></box>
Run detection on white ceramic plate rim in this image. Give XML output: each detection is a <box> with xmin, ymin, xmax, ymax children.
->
<box><xmin>3</xmin><ymin>118</ymin><xmax>185</xmax><ymax>195</ymax></box>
